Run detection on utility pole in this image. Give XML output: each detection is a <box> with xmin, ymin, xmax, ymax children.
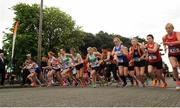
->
<box><xmin>38</xmin><ymin>0</ymin><xmax>43</xmax><ymax>65</ymax></box>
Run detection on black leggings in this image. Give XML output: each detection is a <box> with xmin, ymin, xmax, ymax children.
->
<box><xmin>106</xmin><ymin>63</ymin><xmax>119</xmax><ymax>81</ymax></box>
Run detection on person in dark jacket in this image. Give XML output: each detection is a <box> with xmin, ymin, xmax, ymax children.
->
<box><xmin>0</xmin><ymin>52</ymin><xmax>6</xmax><ymax>86</ymax></box>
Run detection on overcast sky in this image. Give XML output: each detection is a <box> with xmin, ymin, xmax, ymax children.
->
<box><xmin>1</xmin><ymin>0</ymin><xmax>180</xmax><ymax>71</ymax></box>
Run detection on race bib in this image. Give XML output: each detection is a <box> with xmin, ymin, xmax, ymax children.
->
<box><xmin>91</xmin><ymin>62</ymin><xmax>99</xmax><ymax>68</ymax></box>
<box><xmin>52</xmin><ymin>65</ymin><xmax>61</xmax><ymax>70</ymax></box>
<box><xmin>148</xmin><ymin>54</ymin><xmax>157</xmax><ymax>60</ymax></box>
<box><xmin>116</xmin><ymin>51</ymin><xmax>123</xmax><ymax>56</ymax></box>
<box><xmin>169</xmin><ymin>47</ymin><xmax>180</xmax><ymax>54</ymax></box>
<box><xmin>134</xmin><ymin>51</ymin><xmax>138</xmax><ymax>56</ymax></box>
<box><xmin>133</xmin><ymin>57</ymin><xmax>140</xmax><ymax>62</ymax></box>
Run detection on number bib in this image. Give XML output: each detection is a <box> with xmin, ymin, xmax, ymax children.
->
<box><xmin>169</xmin><ymin>47</ymin><xmax>180</xmax><ymax>54</ymax></box>
<box><xmin>91</xmin><ymin>62</ymin><xmax>99</xmax><ymax>68</ymax></box>
<box><xmin>133</xmin><ymin>57</ymin><xmax>140</xmax><ymax>62</ymax></box>
<box><xmin>116</xmin><ymin>51</ymin><xmax>123</xmax><ymax>56</ymax></box>
<box><xmin>148</xmin><ymin>54</ymin><xmax>157</xmax><ymax>61</ymax></box>
<box><xmin>52</xmin><ymin>64</ymin><xmax>61</xmax><ymax>70</ymax></box>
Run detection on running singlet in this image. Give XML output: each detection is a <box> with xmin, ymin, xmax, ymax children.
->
<box><xmin>72</xmin><ymin>53</ymin><xmax>83</xmax><ymax>64</ymax></box>
<box><xmin>52</xmin><ymin>59</ymin><xmax>61</xmax><ymax>70</ymax></box>
<box><xmin>147</xmin><ymin>43</ymin><xmax>162</xmax><ymax>63</ymax></box>
<box><xmin>131</xmin><ymin>47</ymin><xmax>142</xmax><ymax>62</ymax></box>
<box><xmin>164</xmin><ymin>32</ymin><xmax>180</xmax><ymax>56</ymax></box>
<box><xmin>114</xmin><ymin>45</ymin><xmax>124</xmax><ymax>63</ymax></box>
<box><xmin>26</xmin><ymin>62</ymin><xmax>39</xmax><ymax>73</ymax></box>
<box><xmin>61</xmin><ymin>55</ymin><xmax>70</xmax><ymax>69</ymax></box>
<box><xmin>48</xmin><ymin>57</ymin><xmax>60</xmax><ymax>70</ymax></box>
<box><xmin>88</xmin><ymin>53</ymin><xmax>99</xmax><ymax>68</ymax></box>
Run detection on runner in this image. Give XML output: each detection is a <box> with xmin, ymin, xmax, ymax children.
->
<box><xmin>163</xmin><ymin>23</ymin><xmax>180</xmax><ymax>90</ymax></box>
<box><xmin>47</xmin><ymin>51</ymin><xmax>62</xmax><ymax>87</ymax></box>
<box><xmin>101</xmin><ymin>46</ymin><xmax>121</xmax><ymax>86</ymax></box>
<box><xmin>146</xmin><ymin>34</ymin><xmax>167</xmax><ymax>88</ymax></box>
<box><xmin>70</xmin><ymin>48</ymin><xmax>85</xmax><ymax>87</ymax></box>
<box><xmin>127</xmin><ymin>51</ymin><xmax>139</xmax><ymax>86</ymax></box>
<box><xmin>112</xmin><ymin>37</ymin><xmax>129</xmax><ymax>87</ymax></box>
<box><xmin>82</xmin><ymin>55</ymin><xmax>89</xmax><ymax>87</ymax></box>
<box><xmin>59</xmin><ymin>48</ymin><xmax>73</xmax><ymax>87</ymax></box>
<box><xmin>41</xmin><ymin>56</ymin><xmax>48</xmax><ymax>85</ymax></box>
<box><xmin>129</xmin><ymin>37</ymin><xmax>146</xmax><ymax>87</ymax></box>
<box><xmin>86</xmin><ymin>47</ymin><xmax>101</xmax><ymax>88</ymax></box>
<box><xmin>26</xmin><ymin>58</ymin><xmax>41</xmax><ymax>87</ymax></box>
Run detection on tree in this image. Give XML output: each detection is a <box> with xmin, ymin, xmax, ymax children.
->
<box><xmin>42</xmin><ymin>7</ymin><xmax>84</xmax><ymax>54</ymax></box>
<box><xmin>79</xmin><ymin>32</ymin><xmax>96</xmax><ymax>55</ymax></box>
<box><xmin>3</xmin><ymin>3</ymin><xmax>84</xmax><ymax>75</ymax></box>
<box><xmin>79</xmin><ymin>31</ymin><xmax>146</xmax><ymax>55</ymax></box>
<box><xmin>95</xmin><ymin>31</ymin><xmax>114</xmax><ymax>50</ymax></box>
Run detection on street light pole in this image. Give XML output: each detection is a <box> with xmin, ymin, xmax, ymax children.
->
<box><xmin>38</xmin><ymin>0</ymin><xmax>43</xmax><ymax>65</ymax></box>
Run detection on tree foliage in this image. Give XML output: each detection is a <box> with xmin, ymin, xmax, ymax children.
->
<box><xmin>3</xmin><ymin>3</ymin><xmax>84</xmax><ymax>74</ymax></box>
<box><xmin>79</xmin><ymin>31</ymin><xmax>146</xmax><ymax>56</ymax></box>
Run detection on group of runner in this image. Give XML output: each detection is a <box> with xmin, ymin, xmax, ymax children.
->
<box><xmin>23</xmin><ymin>23</ymin><xmax>180</xmax><ymax>90</ymax></box>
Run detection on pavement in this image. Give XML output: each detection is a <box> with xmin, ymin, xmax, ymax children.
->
<box><xmin>0</xmin><ymin>78</ymin><xmax>180</xmax><ymax>107</ymax></box>
<box><xmin>0</xmin><ymin>84</ymin><xmax>29</xmax><ymax>89</ymax></box>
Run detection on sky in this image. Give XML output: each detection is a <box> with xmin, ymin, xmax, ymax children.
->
<box><xmin>1</xmin><ymin>0</ymin><xmax>180</xmax><ymax>71</ymax></box>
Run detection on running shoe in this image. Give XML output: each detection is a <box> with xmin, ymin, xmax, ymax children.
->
<box><xmin>122</xmin><ymin>82</ymin><xmax>127</xmax><ymax>88</ymax></box>
<box><xmin>93</xmin><ymin>84</ymin><xmax>97</xmax><ymax>88</ymax></box>
<box><xmin>176</xmin><ymin>86</ymin><xmax>180</xmax><ymax>91</ymax></box>
<box><xmin>176</xmin><ymin>81</ymin><xmax>180</xmax><ymax>91</ymax></box>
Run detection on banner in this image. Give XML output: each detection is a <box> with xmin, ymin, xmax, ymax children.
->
<box><xmin>11</xmin><ymin>21</ymin><xmax>19</xmax><ymax>60</ymax></box>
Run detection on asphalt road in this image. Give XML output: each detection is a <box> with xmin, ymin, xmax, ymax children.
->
<box><xmin>0</xmin><ymin>78</ymin><xmax>180</xmax><ymax>107</ymax></box>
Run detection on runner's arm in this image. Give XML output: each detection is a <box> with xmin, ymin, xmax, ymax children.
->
<box><xmin>111</xmin><ymin>47</ymin><xmax>115</xmax><ymax>55</ymax></box>
<box><xmin>85</xmin><ymin>55</ymin><xmax>89</xmax><ymax>63</ymax></box>
<box><xmin>147</xmin><ymin>43</ymin><xmax>159</xmax><ymax>53</ymax></box>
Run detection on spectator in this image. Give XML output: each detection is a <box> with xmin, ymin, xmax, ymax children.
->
<box><xmin>0</xmin><ymin>52</ymin><xmax>6</xmax><ymax>86</ymax></box>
